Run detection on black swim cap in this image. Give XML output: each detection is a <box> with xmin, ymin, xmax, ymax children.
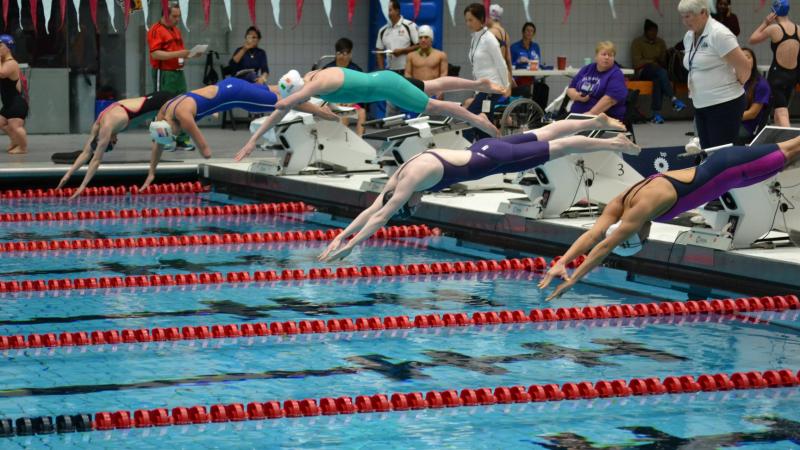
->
<box><xmin>383</xmin><ymin>189</ymin><xmax>415</xmax><ymax>219</ymax></box>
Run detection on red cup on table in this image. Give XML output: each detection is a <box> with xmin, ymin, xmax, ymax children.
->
<box><xmin>556</xmin><ymin>56</ymin><xmax>567</xmax><ymax>70</ymax></box>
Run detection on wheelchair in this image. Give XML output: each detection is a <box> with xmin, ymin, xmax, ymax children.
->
<box><xmin>491</xmin><ymin>84</ymin><xmax>546</xmax><ymax>135</ymax></box>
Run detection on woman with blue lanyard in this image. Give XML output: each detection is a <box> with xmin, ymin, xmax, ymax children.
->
<box><xmin>678</xmin><ymin>0</ymin><xmax>749</xmax><ymax>149</ymax></box>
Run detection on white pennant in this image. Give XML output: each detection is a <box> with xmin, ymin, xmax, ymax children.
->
<box><xmin>322</xmin><ymin>0</ymin><xmax>332</xmax><ymax>27</ymax></box>
<box><xmin>43</xmin><ymin>0</ymin><xmax>53</xmax><ymax>33</ymax></box>
<box><xmin>105</xmin><ymin>0</ymin><xmax>117</xmax><ymax>31</ymax></box>
<box><xmin>223</xmin><ymin>0</ymin><xmax>232</xmax><ymax>30</ymax></box>
<box><xmin>608</xmin><ymin>0</ymin><xmax>617</xmax><ymax>19</ymax></box>
<box><xmin>379</xmin><ymin>0</ymin><xmax>390</xmax><ymax>23</ymax></box>
<box><xmin>522</xmin><ymin>0</ymin><xmax>531</xmax><ymax>22</ymax></box>
<box><xmin>178</xmin><ymin>0</ymin><xmax>189</xmax><ymax>30</ymax></box>
<box><xmin>447</xmin><ymin>0</ymin><xmax>457</xmax><ymax>26</ymax></box>
<box><xmin>16</xmin><ymin>0</ymin><xmax>22</xmax><ymax>30</ymax></box>
<box><xmin>269</xmin><ymin>0</ymin><xmax>282</xmax><ymax>29</ymax></box>
<box><xmin>141</xmin><ymin>0</ymin><xmax>149</xmax><ymax>30</ymax></box>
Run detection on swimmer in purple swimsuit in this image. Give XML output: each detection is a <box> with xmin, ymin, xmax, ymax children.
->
<box><xmin>319</xmin><ymin>113</ymin><xmax>639</xmax><ymax>262</ymax></box>
<box><xmin>540</xmin><ymin>136</ymin><xmax>800</xmax><ymax>301</ymax></box>
<box><xmin>141</xmin><ymin>77</ymin><xmax>338</xmax><ymax>190</ymax></box>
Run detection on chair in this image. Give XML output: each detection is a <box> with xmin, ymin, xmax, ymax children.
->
<box><xmin>623</xmin><ymin>89</ymin><xmax>648</xmax><ymax>143</ymax></box>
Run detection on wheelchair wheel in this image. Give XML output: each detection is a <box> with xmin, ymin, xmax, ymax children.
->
<box><xmin>498</xmin><ymin>98</ymin><xmax>544</xmax><ymax>136</ymax></box>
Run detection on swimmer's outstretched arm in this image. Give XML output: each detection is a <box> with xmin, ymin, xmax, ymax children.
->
<box><xmin>275</xmin><ymin>83</ymin><xmax>318</xmax><ymax>111</ymax></box>
<box><xmin>293</xmin><ymin>102</ymin><xmax>339</xmax><ymax>121</ymax></box>
<box><xmin>141</xmin><ymin>141</ymin><xmax>164</xmax><ymax>191</ymax></box>
<box><xmin>57</xmin><ymin>124</ymin><xmax>100</xmax><ymax>191</ymax></box>
<box><xmin>235</xmin><ymin>108</ymin><xmax>291</xmax><ymax>161</ymax></box>
<box><xmin>69</xmin><ymin>129</ymin><xmax>114</xmax><ymax>199</ymax></box>
<box><xmin>540</xmin><ymin>204</ymin><xmax>649</xmax><ymax>301</ymax></box>
<box><xmin>318</xmin><ymin>183</ymin><xmax>415</xmax><ymax>263</ymax></box>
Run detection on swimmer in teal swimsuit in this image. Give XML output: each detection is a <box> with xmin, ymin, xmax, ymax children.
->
<box><xmin>235</xmin><ymin>67</ymin><xmax>506</xmax><ymax>161</ymax></box>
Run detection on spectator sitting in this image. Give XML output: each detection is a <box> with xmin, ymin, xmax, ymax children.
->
<box><xmin>739</xmin><ymin>47</ymin><xmax>770</xmax><ymax>141</ymax></box>
<box><xmin>404</xmin><ymin>25</ymin><xmax>448</xmax><ymax>98</ymax></box>
<box><xmin>324</xmin><ymin>38</ymin><xmax>366</xmax><ymax>136</ymax></box>
<box><xmin>631</xmin><ymin>19</ymin><xmax>686</xmax><ymax>124</ymax></box>
<box><xmin>568</xmin><ymin>41</ymin><xmax>627</xmax><ymax>122</ymax></box>
<box><xmin>228</xmin><ymin>26</ymin><xmax>269</xmax><ymax>80</ymax></box>
<box><xmin>712</xmin><ymin>0</ymin><xmax>740</xmax><ymax>36</ymax></box>
<box><xmin>510</xmin><ymin>22</ymin><xmax>542</xmax><ymax>69</ymax></box>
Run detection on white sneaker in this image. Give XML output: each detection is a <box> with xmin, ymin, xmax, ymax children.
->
<box><xmin>684</xmin><ymin>137</ymin><xmax>702</xmax><ymax>154</ymax></box>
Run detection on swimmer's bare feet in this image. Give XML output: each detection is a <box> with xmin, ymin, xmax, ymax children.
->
<box><xmin>477</xmin><ymin>78</ymin><xmax>507</xmax><ymax>95</ymax></box>
<box><xmin>594</xmin><ymin>113</ymin><xmax>626</xmax><ymax>132</ymax></box>
<box><xmin>610</xmin><ymin>133</ymin><xmax>640</xmax><ymax>155</ymax></box>
<box><xmin>8</xmin><ymin>146</ymin><xmax>26</xmax><ymax>155</ymax></box>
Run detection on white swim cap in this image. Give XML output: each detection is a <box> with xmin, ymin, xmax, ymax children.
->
<box><xmin>489</xmin><ymin>4</ymin><xmax>504</xmax><ymax>20</ymax></box>
<box><xmin>418</xmin><ymin>25</ymin><xmax>434</xmax><ymax>39</ymax></box>
<box><xmin>606</xmin><ymin>221</ymin><xmax>644</xmax><ymax>256</ymax></box>
<box><xmin>149</xmin><ymin>120</ymin><xmax>174</xmax><ymax>145</ymax></box>
<box><xmin>278</xmin><ymin>70</ymin><xmax>305</xmax><ymax>99</ymax></box>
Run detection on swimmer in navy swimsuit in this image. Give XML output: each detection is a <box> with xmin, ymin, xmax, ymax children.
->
<box><xmin>540</xmin><ymin>137</ymin><xmax>800</xmax><ymax>301</ymax></box>
<box><xmin>57</xmin><ymin>91</ymin><xmax>175</xmax><ymax>199</ymax></box>
<box><xmin>141</xmin><ymin>77</ymin><xmax>338</xmax><ymax>191</ymax></box>
<box><xmin>319</xmin><ymin>114</ymin><xmax>639</xmax><ymax>262</ymax></box>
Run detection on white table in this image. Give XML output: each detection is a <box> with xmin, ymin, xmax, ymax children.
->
<box><xmin>512</xmin><ymin>67</ymin><xmax>634</xmax><ymax>78</ymax></box>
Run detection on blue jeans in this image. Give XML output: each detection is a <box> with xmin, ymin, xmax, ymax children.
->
<box><xmin>638</xmin><ymin>64</ymin><xmax>674</xmax><ymax>113</ymax></box>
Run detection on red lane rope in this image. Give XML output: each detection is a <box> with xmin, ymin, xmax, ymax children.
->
<box><xmin>2</xmin><ymin>369</ymin><xmax>796</xmax><ymax>436</ymax></box>
<box><xmin>0</xmin><ymin>182</ymin><xmax>208</xmax><ymax>200</ymax></box>
<box><xmin>0</xmin><ymin>224</ymin><xmax>435</xmax><ymax>254</ymax></box>
<box><xmin>0</xmin><ymin>201</ymin><xmax>312</xmax><ymax>223</ymax></box>
<box><xmin>1</xmin><ymin>293</ymin><xmax>795</xmax><ymax>351</ymax></box>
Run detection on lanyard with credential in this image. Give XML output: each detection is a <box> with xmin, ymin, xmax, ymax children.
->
<box><xmin>469</xmin><ymin>29</ymin><xmax>488</xmax><ymax>64</ymax></box>
<box><xmin>688</xmin><ymin>35</ymin><xmax>706</xmax><ymax>70</ymax></box>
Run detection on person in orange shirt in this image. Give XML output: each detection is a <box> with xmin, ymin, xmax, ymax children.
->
<box><xmin>147</xmin><ymin>2</ymin><xmax>203</xmax><ymax>150</ymax></box>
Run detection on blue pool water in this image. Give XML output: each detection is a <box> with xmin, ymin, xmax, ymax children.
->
<box><xmin>1</xmin><ymin>191</ymin><xmax>798</xmax><ymax>448</ymax></box>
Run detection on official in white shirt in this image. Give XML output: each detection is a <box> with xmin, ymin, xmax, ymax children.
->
<box><xmin>375</xmin><ymin>0</ymin><xmax>420</xmax><ymax>72</ymax></box>
<box><xmin>679</xmin><ymin>0</ymin><xmax>749</xmax><ymax>149</ymax></box>
<box><xmin>463</xmin><ymin>2</ymin><xmax>510</xmax><ymax>141</ymax></box>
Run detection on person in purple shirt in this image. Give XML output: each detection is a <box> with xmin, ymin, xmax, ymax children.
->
<box><xmin>740</xmin><ymin>47</ymin><xmax>771</xmax><ymax>140</ymax></box>
<box><xmin>567</xmin><ymin>41</ymin><xmax>627</xmax><ymax>122</ymax></box>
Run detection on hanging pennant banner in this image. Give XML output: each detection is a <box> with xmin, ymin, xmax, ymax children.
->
<box><xmin>71</xmin><ymin>0</ymin><xmax>79</xmax><ymax>30</ymax></box>
<box><xmin>347</xmin><ymin>0</ymin><xmax>355</xmax><ymax>25</ymax></box>
<box><xmin>562</xmin><ymin>0</ymin><xmax>571</xmax><ymax>23</ymax></box>
<box><xmin>521</xmin><ymin>0</ymin><xmax>530</xmax><ymax>22</ymax></box>
<box><xmin>223</xmin><ymin>0</ymin><xmax>232</xmax><ymax>30</ymax></box>
<box><xmin>160</xmin><ymin>0</ymin><xmax>167</xmax><ymax>20</ymax></box>
<box><xmin>43</xmin><ymin>0</ymin><xmax>52</xmax><ymax>33</ymax></box>
<box><xmin>270</xmin><ymin>0</ymin><xmax>282</xmax><ymax>29</ymax></box>
<box><xmin>29</xmin><ymin>0</ymin><xmax>38</xmax><ymax>32</ymax></box>
<box><xmin>16</xmin><ymin>0</ymin><xmax>21</xmax><ymax>30</ymax></box>
<box><xmin>758</xmin><ymin>0</ymin><xmax>767</xmax><ymax>10</ymax></box>
<box><xmin>123</xmin><ymin>0</ymin><xmax>129</xmax><ymax>28</ymax></box>
<box><xmin>413</xmin><ymin>0</ymin><xmax>420</xmax><ymax>19</ymax></box>
<box><xmin>202</xmin><ymin>0</ymin><xmax>210</xmax><ymax>27</ymax></box>
<box><xmin>379</xmin><ymin>0</ymin><xmax>389</xmax><ymax>23</ymax></box>
<box><xmin>178</xmin><ymin>0</ymin><xmax>188</xmax><ymax>30</ymax></box>
<box><xmin>484</xmin><ymin>0</ymin><xmax>490</xmax><ymax>20</ymax></box>
<box><xmin>247</xmin><ymin>0</ymin><xmax>255</xmax><ymax>24</ymax></box>
<box><xmin>60</xmin><ymin>0</ymin><xmax>67</xmax><ymax>29</ymax></box>
<box><xmin>447</xmin><ymin>0</ymin><xmax>456</xmax><ymax>25</ymax></box>
<box><xmin>652</xmin><ymin>0</ymin><xmax>662</xmax><ymax>16</ymax></box>
<box><xmin>2</xmin><ymin>0</ymin><xmax>9</xmax><ymax>30</ymax></box>
<box><xmin>322</xmin><ymin>0</ymin><xmax>332</xmax><ymax>27</ymax></box>
<box><xmin>104</xmin><ymin>0</ymin><xmax>116</xmax><ymax>31</ymax></box>
<box><xmin>89</xmin><ymin>0</ymin><xmax>97</xmax><ymax>30</ymax></box>
<box><xmin>608</xmin><ymin>0</ymin><xmax>616</xmax><ymax>19</ymax></box>
<box><xmin>293</xmin><ymin>0</ymin><xmax>302</xmax><ymax>27</ymax></box>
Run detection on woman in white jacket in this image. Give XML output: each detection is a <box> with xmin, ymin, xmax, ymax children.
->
<box><xmin>464</xmin><ymin>3</ymin><xmax>510</xmax><ymax>141</ymax></box>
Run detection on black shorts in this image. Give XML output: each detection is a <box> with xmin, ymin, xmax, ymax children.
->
<box><xmin>0</xmin><ymin>96</ymin><xmax>28</xmax><ymax>120</ymax></box>
<box><xmin>767</xmin><ymin>65</ymin><xmax>798</xmax><ymax>108</ymax></box>
<box><xmin>405</xmin><ymin>77</ymin><xmax>426</xmax><ymax>93</ymax></box>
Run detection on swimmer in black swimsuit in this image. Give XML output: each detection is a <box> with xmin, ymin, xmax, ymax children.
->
<box><xmin>57</xmin><ymin>91</ymin><xmax>175</xmax><ymax>199</ymax></box>
<box><xmin>0</xmin><ymin>34</ymin><xmax>28</xmax><ymax>155</ymax></box>
<box><xmin>748</xmin><ymin>0</ymin><xmax>800</xmax><ymax>126</ymax></box>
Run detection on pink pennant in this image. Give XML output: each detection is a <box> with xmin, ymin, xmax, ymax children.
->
<box><xmin>59</xmin><ymin>0</ymin><xmax>65</xmax><ymax>29</ymax></box>
<box><xmin>652</xmin><ymin>0</ymin><xmax>662</xmax><ymax>16</ymax></box>
<box><xmin>294</xmin><ymin>0</ymin><xmax>303</xmax><ymax>27</ymax></box>
<box><xmin>2</xmin><ymin>0</ymin><xmax>8</xmax><ymax>30</ymax></box>
<box><xmin>484</xmin><ymin>0</ymin><xmax>490</xmax><ymax>20</ymax></box>
<box><xmin>348</xmin><ymin>0</ymin><xmax>355</xmax><ymax>24</ymax></box>
<box><xmin>123</xmin><ymin>0</ymin><xmax>129</xmax><ymax>28</ymax></box>
<box><xmin>757</xmin><ymin>0</ymin><xmax>767</xmax><ymax>10</ymax></box>
<box><xmin>29</xmin><ymin>0</ymin><xmax>37</xmax><ymax>32</ymax></box>
<box><xmin>413</xmin><ymin>0</ymin><xmax>420</xmax><ymax>19</ymax></box>
<box><xmin>562</xmin><ymin>0</ymin><xmax>571</xmax><ymax>23</ymax></box>
<box><xmin>247</xmin><ymin>0</ymin><xmax>255</xmax><ymax>24</ymax></box>
<box><xmin>203</xmin><ymin>0</ymin><xmax>210</xmax><ymax>27</ymax></box>
<box><xmin>161</xmin><ymin>0</ymin><xmax>167</xmax><ymax>20</ymax></box>
<box><xmin>89</xmin><ymin>0</ymin><xmax>97</xmax><ymax>29</ymax></box>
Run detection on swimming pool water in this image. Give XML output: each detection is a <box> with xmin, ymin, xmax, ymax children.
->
<box><xmin>1</xmin><ymin>190</ymin><xmax>797</xmax><ymax>448</ymax></box>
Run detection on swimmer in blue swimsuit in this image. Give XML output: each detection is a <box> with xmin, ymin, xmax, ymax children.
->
<box><xmin>319</xmin><ymin>114</ymin><xmax>639</xmax><ymax>262</ymax></box>
<box><xmin>142</xmin><ymin>77</ymin><xmax>338</xmax><ymax>190</ymax></box>
<box><xmin>235</xmin><ymin>67</ymin><xmax>508</xmax><ymax>161</ymax></box>
<box><xmin>57</xmin><ymin>91</ymin><xmax>175</xmax><ymax>199</ymax></box>
<box><xmin>540</xmin><ymin>136</ymin><xmax>800</xmax><ymax>301</ymax></box>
